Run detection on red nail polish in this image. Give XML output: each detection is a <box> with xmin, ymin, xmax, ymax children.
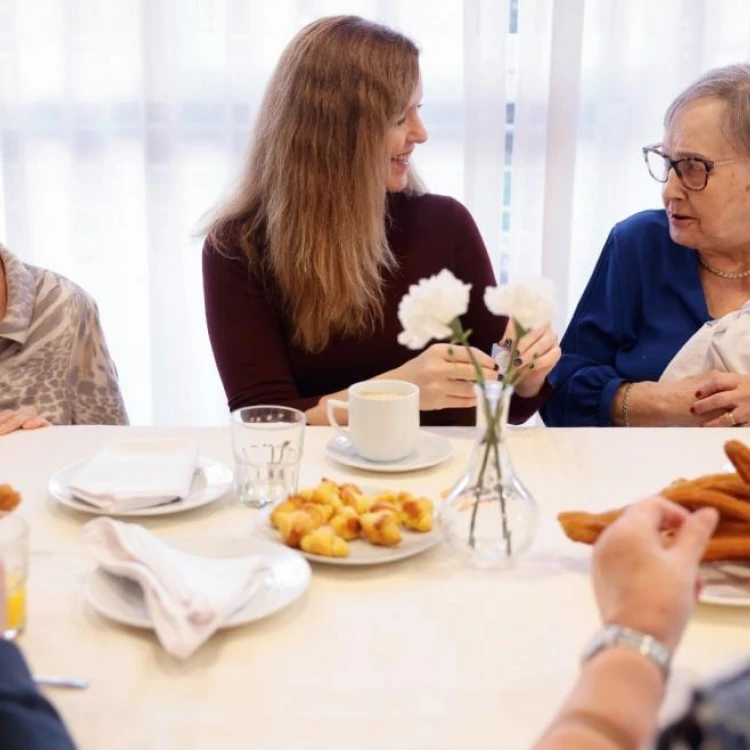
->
<box><xmin>695</xmin><ymin>391</ymin><xmax>702</xmax><ymax>398</ymax></box>
<box><xmin>689</xmin><ymin>406</ymin><xmax>695</xmax><ymax>414</ymax></box>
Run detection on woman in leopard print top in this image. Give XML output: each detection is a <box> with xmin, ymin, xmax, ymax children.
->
<box><xmin>0</xmin><ymin>244</ymin><xmax>128</xmax><ymax>435</ymax></box>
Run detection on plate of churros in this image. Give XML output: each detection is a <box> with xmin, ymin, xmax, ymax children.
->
<box><xmin>256</xmin><ymin>479</ymin><xmax>442</xmax><ymax>566</ymax></box>
<box><xmin>557</xmin><ymin>439</ymin><xmax>750</xmax><ymax>607</ymax></box>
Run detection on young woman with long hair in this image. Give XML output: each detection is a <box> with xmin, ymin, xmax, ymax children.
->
<box><xmin>203</xmin><ymin>15</ymin><xmax>559</xmax><ymax>426</ymax></box>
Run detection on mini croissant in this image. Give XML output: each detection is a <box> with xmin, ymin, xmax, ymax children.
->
<box><xmin>276</xmin><ymin>510</ymin><xmax>317</xmax><ymax>548</ymax></box>
<box><xmin>330</xmin><ymin>506</ymin><xmax>362</xmax><ymax>541</ymax></box>
<box><xmin>270</xmin><ymin>495</ymin><xmax>306</xmax><ymax>528</ymax></box>
<box><xmin>300</xmin><ymin>526</ymin><xmax>350</xmax><ymax>557</ymax></box>
<box><xmin>399</xmin><ymin>494</ymin><xmax>434</xmax><ymax>533</ymax></box>
<box><xmin>360</xmin><ymin>511</ymin><xmax>402</xmax><ymax>547</ymax></box>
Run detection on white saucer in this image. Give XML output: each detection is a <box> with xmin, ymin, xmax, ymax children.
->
<box><xmin>49</xmin><ymin>456</ymin><xmax>233</xmax><ymax>517</ymax></box>
<box><xmin>84</xmin><ymin>535</ymin><xmax>311</xmax><ymax>629</ymax></box>
<box><xmin>325</xmin><ymin>432</ymin><xmax>453</xmax><ymax>473</ymax></box>
<box><xmin>700</xmin><ymin>562</ymin><xmax>750</xmax><ymax>607</ymax></box>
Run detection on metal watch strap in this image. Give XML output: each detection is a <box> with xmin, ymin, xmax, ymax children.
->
<box><xmin>581</xmin><ymin>624</ymin><xmax>670</xmax><ymax>679</ymax></box>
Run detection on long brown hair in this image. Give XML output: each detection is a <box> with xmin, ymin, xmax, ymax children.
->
<box><xmin>206</xmin><ymin>16</ymin><xmax>424</xmax><ymax>352</ymax></box>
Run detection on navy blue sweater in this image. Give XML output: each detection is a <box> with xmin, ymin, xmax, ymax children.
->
<box><xmin>542</xmin><ymin>210</ymin><xmax>710</xmax><ymax>426</ymax></box>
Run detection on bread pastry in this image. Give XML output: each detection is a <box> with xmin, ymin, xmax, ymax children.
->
<box><xmin>300</xmin><ymin>526</ymin><xmax>350</xmax><ymax>557</ymax></box>
<box><xmin>270</xmin><ymin>495</ymin><xmax>306</xmax><ymax>528</ymax></box>
<box><xmin>360</xmin><ymin>511</ymin><xmax>402</xmax><ymax>547</ymax></box>
<box><xmin>558</xmin><ymin>439</ymin><xmax>750</xmax><ymax>562</ymax></box>
<box><xmin>299</xmin><ymin>502</ymin><xmax>334</xmax><ymax>526</ymax></box>
<box><xmin>276</xmin><ymin>510</ymin><xmax>317</xmax><ymax>548</ymax></box>
<box><xmin>0</xmin><ymin>485</ymin><xmax>21</xmax><ymax>513</ymax></box>
<box><xmin>330</xmin><ymin>507</ymin><xmax>362</xmax><ymax>540</ymax></box>
<box><xmin>725</xmin><ymin>440</ymin><xmax>750</xmax><ymax>484</ymax></box>
<box><xmin>311</xmin><ymin>478</ymin><xmax>342</xmax><ymax>507</ymax></box>
<box><xmin>399</xmin><ymin>494</ymin><xmax>434</xmax><ymax>532</ymax></box>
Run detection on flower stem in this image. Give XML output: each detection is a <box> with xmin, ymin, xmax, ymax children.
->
<box><xmin>491</xmin><ymin>430</ymin><xmax>512</xmax><ymax>556</ymax></box>
<box><xmin>449</xmin><ymin>317</ymin><xmax>513</xmax><ymax>556</ymax></box>
<box><xmin>468</xmin><ymin>433</ymin><xmax>493</xmax><ymax>548</ymax></box>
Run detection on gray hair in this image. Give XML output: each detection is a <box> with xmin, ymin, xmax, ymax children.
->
<box><xmin>665</xmin><ymin>63</ymin><xmax>750</xmax><ymax>154</ymax></box>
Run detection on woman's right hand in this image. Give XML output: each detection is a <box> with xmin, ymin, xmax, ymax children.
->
<box><xmin>592</xmin><ymin>496</ymin><xmax>718</xmax><ymax>655</ymax></box>
<box><xmin>621</xmin><ymin>374</ymin><xmax>727</xmax><ymax>426</ymax></box>
<box><xmin>664</xmin><ymin>373</ymin><xmax>727</xmax><ymax>426</ymax></box>
<box><xmin>388</xmin><ymin>343</ymin><xmax>498</xmax><ymax>411</ymax></box>
<box><xmin>0</xmin><ymin>409</ymin><xmax>51</xmax><ymax>436</ymax></box>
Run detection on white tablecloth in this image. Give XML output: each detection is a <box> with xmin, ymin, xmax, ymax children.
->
<box><xmin>2</xmin><ymin>424</ymin><xmax>749</xmax><ymax>750</ymax></box>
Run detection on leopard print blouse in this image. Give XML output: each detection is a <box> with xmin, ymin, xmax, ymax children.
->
<box><xmin>0</xmin><ymin>245</ymin><xmax>128</xmax><ymax>425</ymax></box>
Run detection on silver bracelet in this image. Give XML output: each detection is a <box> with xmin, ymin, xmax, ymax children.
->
<box><xmin>621</xmin><ymin>382</ymin><xmax>634</xmax><ymax>427</ymax></box>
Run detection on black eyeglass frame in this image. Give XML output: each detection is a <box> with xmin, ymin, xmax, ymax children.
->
<box><xmin>641</xmin><ymin>144</ymin><xmax>750</xmax><ymax>191</ymax></box>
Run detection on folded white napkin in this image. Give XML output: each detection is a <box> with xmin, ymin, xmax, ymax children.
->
<box><xmin>660</xmin><ymin>299</ymin><xmax>750</xmax><ymax>383</ymax></box>
<box><xmin>68</xmin><ymin>440</ymin><xmax>199</xmax><ymax>512</ymax></box>
<box><xmin>84</xmin><ymin>518</ymin><xmax>271</xmax><ymax>659</ymax></box>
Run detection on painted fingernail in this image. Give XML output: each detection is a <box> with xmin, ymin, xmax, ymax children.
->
<box><xmin>689</xmin><ymin>406</ymin><xmax>696</xmax><ymax>414</ymax></box>
<box><xmin>503</xmin><ymin>338</ymin><xmax>513</xmax><ymax>348</ymax></box>
<box><xmin>493</xmin><ymin>362</ymin><xmax>500</xmax><ymax>371</ymax></box>
<box><xmin>513</xmin><ymin>357</ymin><xmax>522</xmax><ymax>367</ymax></box>
<box><xmin>695</xmin><ymin>391</ymin><xmax>702</xmax><ymax>398</ymax></box>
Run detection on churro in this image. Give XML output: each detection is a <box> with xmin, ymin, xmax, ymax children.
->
<box><xmin>557</xmin><ymin>440</ymin><xmax>750</xmax><ymax>562</ymax></box>
<box><xmin>725</xmin><ymin>440</ymin><xmax>750</xmax><ymax>484</ymax></box>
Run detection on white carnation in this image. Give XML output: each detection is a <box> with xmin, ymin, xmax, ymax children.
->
<box><xmin>397</xmin><ymin>269</ymin><xmax>472</xmax><ymax>350</ymax></box>
<box><xmin>484</xmin><ymin>276</ymin><xmax>557</xmax><ymax>331</ymax></box>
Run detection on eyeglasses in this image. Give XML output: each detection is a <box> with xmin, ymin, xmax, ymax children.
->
<box><xmin>642</xmin><ymin>144</ymin><xmax>750</xmax><ymax>191</ymax></box>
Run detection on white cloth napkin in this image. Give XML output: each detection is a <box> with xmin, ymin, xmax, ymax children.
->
<box><xmin>84</xmin><ymin>518</ymin><xmax>271</xmax><ymax>659</ymax></box>
<box><xmin>68</xmin><ymin>439</ymin><xmax>199</xmax><ymax>512</ymax></box>
<box><xmin>660</xmin><ymin>300</ymin><xmax>750</xmax><ymax>383</ymax></box>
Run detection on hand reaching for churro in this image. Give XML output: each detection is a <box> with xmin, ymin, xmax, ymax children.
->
<box><xmin>592</xmin><ymin>497</ymin><xmax>718</xmax><ymax>654</ymax></box>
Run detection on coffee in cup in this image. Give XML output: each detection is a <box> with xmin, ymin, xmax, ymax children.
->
<box><xmin>326</xmin><ymin>380</ymin><xmax>419</xmax><ymax>462</ymax></box>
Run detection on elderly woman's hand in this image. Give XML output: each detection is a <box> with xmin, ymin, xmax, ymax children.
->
<box><xmin>0</xmin><ymin>409</ymin><xmax>51</xmax><ymax>436</ymax></box>
<box><xmin>508</xmin><ymin>323</ymin><xmax>561</xmax><ymax>398</ymax></box>
<box><xmin>592</xmin><ymin>496</ymin><xmax>717</xmax><ymax>655</ymax></box>
<box><xmin>691</xmin><ymin>372</ymin><xmax>750</xmax><ymax>427</ymax></box>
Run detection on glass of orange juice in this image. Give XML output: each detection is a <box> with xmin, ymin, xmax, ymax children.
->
<box><xmin>0</xmin><ymin>513</ymin><xmax>28</xmax><ymax>639</ymax></box>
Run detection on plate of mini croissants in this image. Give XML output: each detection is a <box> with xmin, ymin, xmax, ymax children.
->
<box><xmin>256</xmin><ymin>479</ymin><xmax>442</xmax><ymax>565</ymax></box>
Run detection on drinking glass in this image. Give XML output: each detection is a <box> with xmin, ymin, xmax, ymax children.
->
<box><xmin>231</xmin><ymin>405</ymin><xmax>306</xmax><ymax>509</ymax></box>
<box><xmin>0</xmin><ymin>513</ymin><xmax>29</xmax><ymax>639</ymax></box>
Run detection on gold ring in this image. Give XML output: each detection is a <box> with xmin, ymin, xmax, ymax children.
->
<box><xmin>729</xmin><ymin>410</ymin><xmax>737</xmax><ymax>426</ymax></box>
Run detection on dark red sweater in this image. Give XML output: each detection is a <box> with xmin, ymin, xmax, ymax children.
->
<box><xmin>203</xmin><ymin>192</ymin><xmax>551</xmax><ymax>426</ymax></box>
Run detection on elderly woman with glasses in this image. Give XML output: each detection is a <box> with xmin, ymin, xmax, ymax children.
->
<box><xmin>542</xmin><ymin>63</ymin><xmax>750</xmax><ymax>427</ymax></box>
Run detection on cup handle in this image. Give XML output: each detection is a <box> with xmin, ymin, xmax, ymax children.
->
<box><xmin>326</xmin><ymin>398</ymin><xmax>350</xmax><ymax>438</ymax></box>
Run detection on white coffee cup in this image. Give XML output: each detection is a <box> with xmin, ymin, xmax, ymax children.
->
<box><xmin>326</xmin><ymin>380</ymin><xmax>419</xmax><ymax>462</ymax></box>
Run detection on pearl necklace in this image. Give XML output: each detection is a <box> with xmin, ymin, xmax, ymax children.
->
<box><xmin>697</xmin><ymin>254</ymin><xmax>750</xmax><ymax>279</ymax></box>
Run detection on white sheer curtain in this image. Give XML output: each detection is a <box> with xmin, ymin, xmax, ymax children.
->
<box><xmin>1</xmin><ymin>0</ymin><xmax>749</xmax><ymax>424</ymax></box>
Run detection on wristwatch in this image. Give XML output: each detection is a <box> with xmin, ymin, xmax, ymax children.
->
<box><xmin>581</xmin><ymin>624</ymin><xmax>671</xmax><ymax>679</ymax></box>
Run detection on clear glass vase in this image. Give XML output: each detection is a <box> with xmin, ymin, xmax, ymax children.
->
<box><xmin>439</xmin><ymin>381</ymin><xmax>539</xmax><ymax>569</ymax></box>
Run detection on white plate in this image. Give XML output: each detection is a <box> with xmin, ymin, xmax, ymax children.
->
<box><xmin>49</xmin><ymin>456</ymin><xmax>233</xmax><ymax>517</ymax></box>
<box><xmin>700</xmin><ymin>562</ymin><xmax>750</xmax><ymax>607</ymax></box>
<box><xmin>256</xmin><ymin>489</ymin><xmax>442</xmax><ymax>566</ymax></box>
<box><xmin>325</xmin><ymin>431</ymin><xmax>453</xmax><ymax>473</ymax></box>
<box><xmin>84</xmin><ymin>535</ymin><xmax>311</xmax><ymax>629</ymax></box>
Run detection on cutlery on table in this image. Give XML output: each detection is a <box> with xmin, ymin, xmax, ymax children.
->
<box><xmin>34</xmin><ymin>675</ymin><xmax>89</xmax><ymax>690</ymax></box>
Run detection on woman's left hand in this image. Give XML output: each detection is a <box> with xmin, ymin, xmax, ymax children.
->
<box><xmin>508</xmin><ymin>323</ymin><xmax>561</xmax><ymax>398</ymax></box>
<box><xmin>0</xmin><ymin>409</ymin><xmax>51</xmax><ymax>436</ymax></box>
<box><xmin>691</xmin><ymin>372</ymin><xmax>750</xmax><ymax>427</ymax></box>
